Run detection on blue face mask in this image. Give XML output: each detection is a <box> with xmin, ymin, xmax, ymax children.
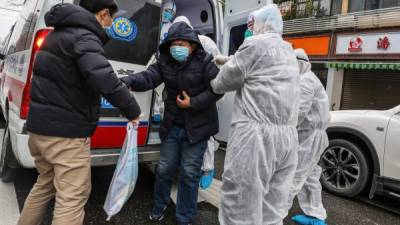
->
<box><xmin>170</xmin><ymin>46</ymin><xmax>190</xmax><ymax>62</ymax></box>
<box><xmin>244</xmin><ymin>29</ymin><xmax>253</xmax><ymax>39</ymax></box>
<box><xmin>163</xmin><ymin>11</ymin><xmax>174</xmax><ymax>22</ymax></box>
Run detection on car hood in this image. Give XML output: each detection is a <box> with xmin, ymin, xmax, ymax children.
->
<box><xmin>331</xmin><ymin>110</ymin><xmax>370</xmax><ymax>115</ymax></box>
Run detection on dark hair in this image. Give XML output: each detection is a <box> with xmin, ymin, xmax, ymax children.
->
<box><xmin>79</xmin><ymin>0</ymin><xmax>118</xmax><ymax>16</ymax></box>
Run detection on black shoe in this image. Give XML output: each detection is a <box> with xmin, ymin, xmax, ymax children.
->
<box><xmin>177</xmin><ymin>223</ymin><xmax>192</xmax><ymax>225</ymax></box>
<box><xmin>149</xmin><ymin>206</ymin><xmax>167</xmax><ymax>222</ymax></box>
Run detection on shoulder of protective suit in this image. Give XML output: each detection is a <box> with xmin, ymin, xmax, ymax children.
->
<box><xmin>302</xmin><ymin>71</ymin><xmax>324</xmax><ymax>89</ymax></box>
<box><xmin>301</xmin><ymin>71</ymin><xmax>317</xmax><ymax>82</ymax></box>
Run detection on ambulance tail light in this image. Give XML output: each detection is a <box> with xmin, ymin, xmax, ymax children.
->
<box><xmin>20</xmin><ymin>28</ymin><xmax>52</xmax><ymax>119</ymax></box>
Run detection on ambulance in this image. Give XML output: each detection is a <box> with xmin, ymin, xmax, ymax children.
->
<box><xmin>0</xmin><ymin>0</ymin><xmax>269</xmax><ymax>182</ymax></box>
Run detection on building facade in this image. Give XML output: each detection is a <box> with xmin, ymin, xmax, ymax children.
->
<box><xmin>279</xmin><ymin>0</ymin><xmax>400</xmax><ymax>110</ymax></box>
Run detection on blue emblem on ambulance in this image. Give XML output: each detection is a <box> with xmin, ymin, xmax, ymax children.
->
<box><xmin>107</xmin><ymin>17</ymin><xmax>138</xmax><ymax>42</ymax></box>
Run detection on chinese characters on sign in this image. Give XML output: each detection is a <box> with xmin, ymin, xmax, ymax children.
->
<box><xmin>348</xmin><ymin>36</ymin><xmax>363</xmax><ymax>52</ymax></box>
<box><xmin>377</xmin><ymin>36</ymin><xmax>390</xmax><ymax>50</ymax></box>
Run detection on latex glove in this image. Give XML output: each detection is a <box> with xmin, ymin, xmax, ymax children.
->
<box><xmin>199</xmin><ymin>170</ymin><xmax>215</xmax><ymax>190</ymax></box>
<box><xmin>213</xmin><ymin>55</ymin><xmax>231</xmax><ymax>66</ymax></box>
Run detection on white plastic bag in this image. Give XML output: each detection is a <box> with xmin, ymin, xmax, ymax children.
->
<box><xmin>201</xmin><ymin>137</ymin><xmax>220</xmax><ymax>171</ymax></box>
<box><xmin>104</xmin><ymin>123</ymin><xmax>138</xmax><ymax>221</ymax></box>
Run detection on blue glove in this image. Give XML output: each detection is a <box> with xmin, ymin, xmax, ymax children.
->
<box><xmin>153</xmin><ymin>114</ymin><xmax>161</xmax><ymax>123</ymax></box>
<box><xmin>199</xmin><ymin>170</ymin><xmax>215</xmax><ymax>190</ymax></box>
<box><xmin>292</xmin><ymin>215</ymin><xmax>327</xmax><ymax>225</ymax></box>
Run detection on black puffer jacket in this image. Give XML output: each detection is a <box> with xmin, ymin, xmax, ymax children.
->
<box><xmin>121</xmin><ymin>22</ymin><xmax>222</xmax><ymax>144</ymax></box>
<box><xmin>27</xmin><ymin>4</ymin><xmax>141</xmax><ymax>138</ymax></box>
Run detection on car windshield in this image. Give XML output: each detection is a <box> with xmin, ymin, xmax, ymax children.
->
<box><xmin>103</xmin><ymin>0</ymin><xmax>161</xmax><ymax>65</ymax></box>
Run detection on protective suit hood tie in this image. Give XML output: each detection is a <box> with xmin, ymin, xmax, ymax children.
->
<box><xmin>294</xmin><ymin>48</ymin><xmax>312</xmax><ymax>74</ymax></box>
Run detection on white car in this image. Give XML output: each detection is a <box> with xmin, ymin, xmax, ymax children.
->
<box><xmin>320</xmin><ymin>105</ymin><xmax>400</xmax><ymax>199</ymax></box>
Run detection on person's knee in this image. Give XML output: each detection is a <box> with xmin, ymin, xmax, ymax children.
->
<box><xmin>180</xmin><ymin>165</ymin><xmax>201</xmax><ymax>184</ymax></box>
<box><xmin>156</xmin><ymin>161</ymin><xmax>176</xmax><ymax>178</ymax></box>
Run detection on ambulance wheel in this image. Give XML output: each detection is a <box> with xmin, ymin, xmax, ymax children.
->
<box><xmin>0</xmin><ymin>124</ymin><xmax>17</xmax><ymax>183</ymax></box>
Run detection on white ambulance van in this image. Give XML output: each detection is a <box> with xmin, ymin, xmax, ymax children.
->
<box><xmin>0</xmin><ymin>0</ymin><xmax>268</xmax><ymax>182</ymax></box>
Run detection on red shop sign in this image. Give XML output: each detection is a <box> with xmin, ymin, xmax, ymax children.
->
<box><xmin>348</xmin><ymin>36</ymin><xmax>363</xmax><ymax>52</ymax></box>
<box><xmin>377</xmin><ymin>36</ymin><xmax>390</xmax><ymax>50</ymax></box>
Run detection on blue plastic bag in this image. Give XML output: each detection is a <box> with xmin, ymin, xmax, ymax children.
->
<box><xmin>104</xmin><ymin>123</ymin><xmax>138</xmax><ymax>221</ymax></box>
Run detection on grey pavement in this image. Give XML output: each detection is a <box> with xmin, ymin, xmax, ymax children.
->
<box><xmin>1</xmin><ymin>142</ymin><xmax>399</xmax><ymax>225</ymax></box>
<box><xmin>11</xmin><ymin>164</ymin><xmax>400</xmax><ymax>225</ymax></box>
<box><xmin>0</xmin><ymin>129</ymin><xmax>20</xmax><ymax>225</ymax></box>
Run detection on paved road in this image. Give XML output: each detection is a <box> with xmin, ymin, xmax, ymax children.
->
<box><xmin>1</xmin><ymin>126</ymin><xmax>399</xmax><ymax>225</ymax></box>
<box><xmin>11</xmin><ymin>164</ymin><xmax>400</xmax><ymax>225</ymax></box>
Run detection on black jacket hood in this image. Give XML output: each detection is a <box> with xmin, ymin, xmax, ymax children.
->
<box><xmin>159</xmin><ymin>22</ymin><xmax>203</xmax><ymax>55</ymax></box>
<box><xmin>45</xmin><ymin>3</ymin><xmax>108</xmax><ymax>44</ymax></box>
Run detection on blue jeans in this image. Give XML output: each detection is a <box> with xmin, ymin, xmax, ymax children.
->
<box><xmin>153</xmin><ymin>126</ymin><xmax>207</xmax><ymax>223</ymax></box>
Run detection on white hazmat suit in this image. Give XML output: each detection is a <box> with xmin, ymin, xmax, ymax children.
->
<box><xmin>211</xmin><ymin>4</ymin><xmax>300</xmax><ymax>225</ymax></box>
<box><xmin>286</xmin><ymin>49</ymin><xmax>331</xmax><ymax>221</ymax></box>
<box><xmin>160</xmin><ymin>0</ymin><xmax>176</xmax><ymax>43</ymax></box>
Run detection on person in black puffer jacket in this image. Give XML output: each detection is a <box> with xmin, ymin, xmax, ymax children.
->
<box><xmin>19</xmin><ymin>1</ymin><xmax>141</xmax><ymax>225</ymax></box>
<box><xmin>121</xmin><ymin>22</ymin><xmax>222</xmax><ymax>225</ymax></box>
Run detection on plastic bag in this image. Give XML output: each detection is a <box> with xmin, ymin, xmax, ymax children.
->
<box><xmin>104</xmin><ymin>123</ymin><xmax>138</xmax><ymax>221</ymax></box>
<box><xmin>201</xmin><ymin>137</ymin><xmax>219</xmax><ymax>171</ymax></box>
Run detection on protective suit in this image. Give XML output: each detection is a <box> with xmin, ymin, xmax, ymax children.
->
<box><xmin>211</xmin><ymin>4</ymin><xmax>300</xmax><ymax>225</ymax></box>
<box><xmin>160</xmin><ymin>0</ymin><xmax>176</xmax><ymax>43</ymax></box>
<box><xmin>286</xmin><ymin>49</ymin><xmax>330</xmax><ymax>225</ymax></box>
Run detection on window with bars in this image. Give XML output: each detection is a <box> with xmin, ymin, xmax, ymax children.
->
<box><xmin>330</xmin><ymin>0</ymin><xmax>342</xmax><ymax>14</ymax></box>
<box><xmin>277</xmin><ymin>0</ymin><xmax>327</xmax><ymax>20</ymax></box>
<box><xmin>349</xmin><ymin>0</ymin><xmax>400</xmax><ymax>12</ymax></box>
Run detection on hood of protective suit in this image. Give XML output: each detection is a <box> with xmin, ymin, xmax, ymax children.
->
<box><xmin>252</xmin><ymin>4</ymin><xmax>283</xmax><ymax>35</ymax></box>
<box><xmin>173</xmin><ymin>16</ymin><xmax>193</xmax><ymax>28</ymax></box>
<box><xmin>294</xmin><ymin>49</ymin><xmax>312</xmax><ymax>75</ymax></box>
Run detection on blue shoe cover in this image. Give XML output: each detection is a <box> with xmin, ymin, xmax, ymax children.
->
<box><xmin>199</xmin><ymin>170</ymin><xmax>215</xmax><ymax>190</ymax></box>
<box><xmin>292</xmin><ymin>215</ymin><xmax>327</xmax><ymax>225</ymax></box>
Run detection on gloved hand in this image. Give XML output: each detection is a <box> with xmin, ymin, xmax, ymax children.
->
<box><xmin>199</xmin><ymin>170</ymin><xmax>215</xmax><ymax>190</ymax></box>
<box><xmin>152</xmin><ymin>114</ymin><xmax>161</xmax><ymax>123</ymax></box>
<box><xmin>213</xmin><ymin>55</ymin><xmax>231</xmax><ymax>66</ymax></box>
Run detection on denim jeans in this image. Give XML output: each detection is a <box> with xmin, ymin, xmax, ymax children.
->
<box><xmin>153</xmin><ymin>126</ymin><xmax>207</xmax><ymax>223</ymax></box>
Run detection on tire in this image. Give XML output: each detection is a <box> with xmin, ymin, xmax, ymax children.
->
<box><xmin>319</xmin><ymin>139</ymin><xmax>370</xmax><ymax>198</ymax></box>
<box><xmin>0</xmin><ymin>124</ymin><xmax>17</xmax><ymax>183</ymax></box>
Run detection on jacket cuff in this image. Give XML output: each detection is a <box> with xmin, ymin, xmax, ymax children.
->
<box><xmin>124</xmin><ymin>100</ymin><xmax>142</xmax><ymax>121</ymax></box>
<box><xmin>120</xmin><ymin>76</ymin><xmax>135</xmax><ymax>87</ymax></box>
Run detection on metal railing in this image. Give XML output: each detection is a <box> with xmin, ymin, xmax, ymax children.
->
<box><xmin>283</xmin><ymin>7</ymin><xmax>400</xmax><ymax>35</ymax></box>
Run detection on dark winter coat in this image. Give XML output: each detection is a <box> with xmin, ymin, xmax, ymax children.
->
<box><xmin>121</xmin><ymin>22</ymin><xmax>222</xmax><ymax>144</ymax></box>
<box><xmin>27</xmin><ymin>3</ymin><xmax>141</xmax><ymax>138</ymax></box>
